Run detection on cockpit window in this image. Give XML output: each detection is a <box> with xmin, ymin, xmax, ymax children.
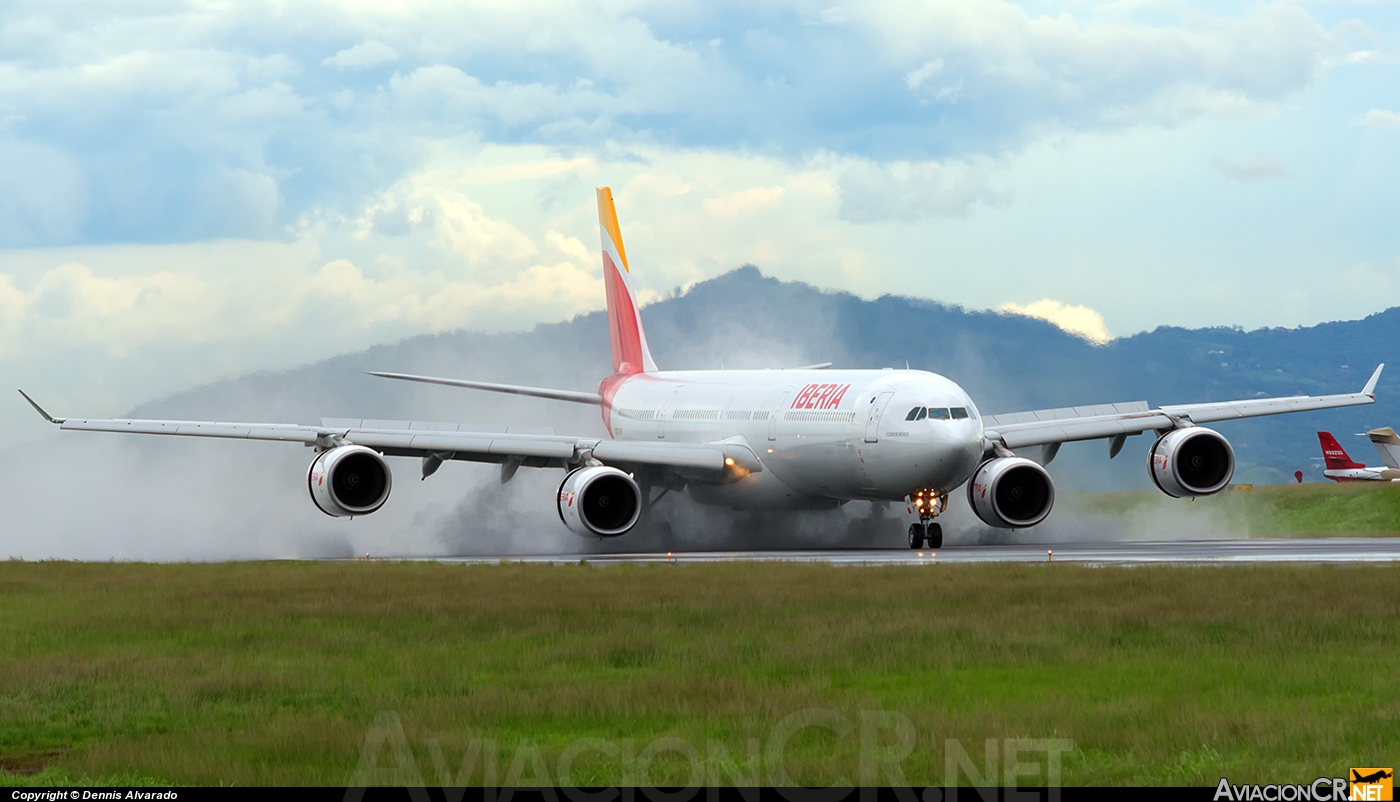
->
<box><xmin>950</xmin><ymin>407</ymin><xmax>969</xmax><ymax>420</ymax></box>
<box><xmin>905</xmin><ymin>407</ymin><xmax>921</xmax><ymax>421</ymax></box>
<box><xmin>915</xmin><ymin>407</ymin><xmax>927</xmax><ymax>421</ymax></box>
<box><xmin>927</xmin><ymin>407</ymin><xmax>951</xmax><ymax>420</ymax></box>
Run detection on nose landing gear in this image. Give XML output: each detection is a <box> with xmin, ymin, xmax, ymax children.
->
<box><xmin>907</xmin><ymin>488</ymin><xmax>947</xmax><ymax>549</ymax></box>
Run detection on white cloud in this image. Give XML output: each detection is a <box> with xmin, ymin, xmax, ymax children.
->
<box><xmin>0</xmin><ymin>0</ymin><xmax>1399</xmax><ymax>453</ymax></box>
<box><xmin>837</xmin><ymin>159</ymin><xmax>1008</xmax><ymax>223</ymax></box>
<box><xmin>1353</xmin><ymin>108</ymin><xmax>1400</xmax><ymax>129</ymax></box>
<box><xmin>0</xmin><ymin>138</ymin><xmax>87</xmax><ymax>246</ymax></box>
<box><xmin>854</xmin><ymin>0</ymin><xmax>1333</xmax><ymax>130</ymax></box>
<box><xmin>702</xmin><ymin>187</ymin><xmax>786</xmax><ymax>218</ymax></box>
<box><xmin>999</xmin><ymin>299</ymin><xmax>1112</xmax><ymax>344</ymax></box>
<box><xmin>1211</xmin><ymin>153</ymin><xmax>1289</xmax><ymax>183</ymax></box>
<box><xmin>0</xmin><ymin>0</ymin><xmax>1348</xmax><ymax>251</ymax></box>
<box><xmin>322</xmin><ymin>40</ymin><xmax>399</xmax><ymax>70</ymax></box>
<box><xmin>904</xmin><ymin>59</ymin><xmax>943</xmax><ymax>90</ymax></box>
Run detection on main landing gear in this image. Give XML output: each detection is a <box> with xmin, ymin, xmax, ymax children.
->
<box><xmin>907</xmin><ymin>488</ymin><xmax>947</xmax><ymax>549</ymax></box>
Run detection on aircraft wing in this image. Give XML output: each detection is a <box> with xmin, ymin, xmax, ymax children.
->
<box><xmin>23</xmin><ymin>398</ymin><xmax>761</xmax><ymax>478</ymax></box>
<box><xmin>983</xmin><ymin>364</ymin><xmax>1383</xmax><ymax>450</ymax></box>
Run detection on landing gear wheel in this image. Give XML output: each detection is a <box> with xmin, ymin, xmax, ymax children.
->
<box><xmin>926</xmin><ymin>522</ymin><xmax>943</xmax><ymax>549</ymax></box>
<box><xmin>908</xmin><ymin>523</ymin><xmax>925</xmax><ymax>549</ymax></box>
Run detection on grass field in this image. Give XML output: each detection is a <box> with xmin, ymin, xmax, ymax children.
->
<box><xmin>1</xmin><ymin>560</ymin><xmax>1396</xmax><ymax>787</ymax></box>
<box><xmin>1065</xmin><ymin>480</ymin><xmax>1400</xmax><ymax>536</ymax></box>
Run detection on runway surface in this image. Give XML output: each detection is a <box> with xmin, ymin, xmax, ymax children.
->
<box><xmin>395</xmin><ymin>537</ymin><xmax>1400</xmax><ymax>566</ymax></box>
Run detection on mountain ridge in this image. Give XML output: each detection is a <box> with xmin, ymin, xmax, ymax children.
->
<box><xmin>132</xmin><ymin>265</ymin><xmax>1399</xmax><ymax>489</ymax></box>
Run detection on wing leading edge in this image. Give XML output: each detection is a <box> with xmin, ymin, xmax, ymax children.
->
<box><xmin>26</xmin><ymin>400</ymin><xmax>760</xmax><ymax>478</ymax></box>
<box><xmin>983</xmin><ymin>364</ymin><xmax>1383</xmax><ymax>450</ymax></box>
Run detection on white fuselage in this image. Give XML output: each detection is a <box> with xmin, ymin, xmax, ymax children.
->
<box><xmin>1323</xmin><ymin>468</ymin><xmax>1398</xmax><ymax>482</ymax></box>
<box><xmin>604</xmin><ymin>369</ymin><xmax>985</xmax><ymax>509</ymax></box>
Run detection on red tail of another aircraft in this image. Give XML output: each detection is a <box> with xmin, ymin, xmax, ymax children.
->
<box><xmin>1318</xmin><ymin>432</ymin><xmax>1364</xmax><ymax>470</ymax></box>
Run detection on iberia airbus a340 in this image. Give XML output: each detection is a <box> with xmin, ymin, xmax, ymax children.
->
<box><xmin>19</xmin><ymin>189</ymin><xmax>1385</xmax><ymax>548</ymax></box>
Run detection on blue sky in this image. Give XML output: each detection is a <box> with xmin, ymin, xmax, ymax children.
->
<box><xmin>3</xmin><ymin>0</ymin><xmax>1400</xmax><ymax>444</ymax></box>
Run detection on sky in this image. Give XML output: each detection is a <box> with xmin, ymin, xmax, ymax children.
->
<box><xmin>3</xmin><ymin>0</ymin><xmax>1400</xmax><ymax>446</ymax></box>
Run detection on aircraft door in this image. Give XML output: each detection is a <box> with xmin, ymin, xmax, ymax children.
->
<box><xmin>864</xmin><ymin>391</ymin><xmax>894</xmax><ymax>443</ymax></box>
<box><xmin>768</xmin><ymin>392</ymin><xmax>791</xmax><ymax>441</ymax></box>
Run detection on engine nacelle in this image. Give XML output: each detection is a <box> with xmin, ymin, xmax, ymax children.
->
<box><xmin>966</xmin><ymin>457</ymin><xmax>1055</xmax><ymax>529</ymax></box>
<box><xmin>1148</xmin><ymin>427</ymin><xmax>1235</xmax><ymax>498</ymax></box>
<box><xmin>308</xmin><ymin>445</ymin><xmax>392</xmax><ymax>517</ymax></box>
<box><xmin>557</xmin><ymin>466</ymin><xmax>642</xmax><ymax>537</ymax></box>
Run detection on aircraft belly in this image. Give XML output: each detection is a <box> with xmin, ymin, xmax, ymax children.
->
<box><xmin>856</xmin><ymin>437</ymin><xmax>980</xmax><ymax>498</ymax></box>
<box><xmin>777</xmin><ymin>437</ymin><xmax>865</xmax><ymax>497</ymax></box>
<box><xmin>687</xmin><ymin>468</ymin><xmax>841</xmax><ymax>511</ymax></box>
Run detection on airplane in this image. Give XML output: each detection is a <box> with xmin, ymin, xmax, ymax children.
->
<box><xmin>1352</xmin><ymin>769</ymin><xmax>1393</xmax><ymax>784</ymax></box>
<box><xmin>16</xmin><ymin>188</ymin><xmax>1387</xmax><ymax>550</ymax></box>
<box><xmin>1317</xmin><ymin>431</ymin><xmax>1400</xmax><ymax>482</ymax></box>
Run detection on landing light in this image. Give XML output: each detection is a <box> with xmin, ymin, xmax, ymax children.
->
<box><xmin>725</xmin><ymin>457</ymin><xmax>735</xmax><ymax>466</ymax></box>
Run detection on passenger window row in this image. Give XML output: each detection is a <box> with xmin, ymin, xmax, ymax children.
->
<box><xmin>904</xmin><ymin>406</ymin><xmax>972</xmax><ymax>421</ymax></box>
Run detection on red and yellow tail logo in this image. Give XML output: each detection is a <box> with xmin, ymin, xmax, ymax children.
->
<box><xmin>1351</xmin><ymin>768</ymin><xmax>1393</xmax><ymax>801</ymax></box>
<box><xmin>596</xmin><ymin>187</ymin><xmax>657</xmax><ymax>376</ymax></box>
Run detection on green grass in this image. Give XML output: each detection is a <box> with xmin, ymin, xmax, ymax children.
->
<box><xmin>1066</xmin><ymin>481</ymin><xmax>1400</xmax><ymax>536</ymax></box>
<box><xmin>1</xmin><ymin>561</ymin><xmax>1396</xmax><ymax>786</ymax></box>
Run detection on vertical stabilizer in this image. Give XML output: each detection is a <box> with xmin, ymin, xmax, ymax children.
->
<box><xmin>1318</xmin><ymin>432</ymin><xmax>1364</xmax><ymax>470</ymax></box>
<box><xmin>596</xmin><ymin>187</ymin><xmax>658</xmax><ymax>375</ymax></box>
<box><xmin>1365</xmin><ymin>427</ymin><xmax>1400</xmax><ymax>469</ymax></box>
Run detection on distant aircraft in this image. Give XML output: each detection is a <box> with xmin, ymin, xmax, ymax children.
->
<box><xmin>17</xmin><ymin>188</ymin><xmax>1387</xmax><ymax>549</ymax></box>
<box><xmin>1317</xmin><ymin>430</ymin><xmax>1400</xmax><ymax>482</ymax></box>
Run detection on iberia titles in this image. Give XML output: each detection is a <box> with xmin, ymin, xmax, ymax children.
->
<box><xmin>791</xmin><ymin>383</ymin><xmax>851</xmax><ymax>410</ymax></box>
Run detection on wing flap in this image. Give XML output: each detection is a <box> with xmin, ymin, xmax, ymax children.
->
<box><xmin>593</xmin><ymin>440</ymin><xmax>726</xmax><ymax>471</ymax></box>
<box><xmin>990</xmin><ymin>412</ymin><xmax>1173</xmax><ymax>449</ymax></box>
<box><xmin>985</xmin><ymin>401</ymin><xmax>1150</xmax><ymax>428</ymax></box>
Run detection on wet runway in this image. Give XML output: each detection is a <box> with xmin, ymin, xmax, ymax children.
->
<box><xmin>402</xmin><ymin>537</ymin><xmax>1400</xmax><ymax>567</ymax></box>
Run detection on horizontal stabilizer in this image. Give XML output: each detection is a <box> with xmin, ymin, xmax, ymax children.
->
<box><xmin>368</xmin><ymin>372</ymin><xmax>603</xmax><ymax>405</ymax></box>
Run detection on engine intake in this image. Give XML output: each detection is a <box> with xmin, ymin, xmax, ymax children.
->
<box><xmin>1149</xmin><ymin>427</ymin><xmax>1235</xmax><ymax>498</ymax></box>
<box><xmin>308</xmin><ymin>445</ymin><xmax>392</xmax><ymax>517</ymax></box>
<box><xmin>557</xmin><ymin>466</ymin><xmax>642</xmax><ymax>537</ymax></box>
<box><xmin>966</xmin><ymin>457</ymin><xmax>1055</xmax><ymax>529</ymax></box>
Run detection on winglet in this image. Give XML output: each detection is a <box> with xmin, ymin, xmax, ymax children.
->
<box><xmin>17</xmin><ymin>390</ymin><xmax>65</xmax><ymax>424</ymax></box>
<box><xmin>1363</xmin><ymin>363</ymin><xmax>1384</xmax><ymax>397</ymax></box>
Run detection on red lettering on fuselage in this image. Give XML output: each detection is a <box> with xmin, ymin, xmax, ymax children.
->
<box><xmin>791</xmin><ymin>383</ymin><xmax>851</xmax><ymax>410</ymax></box>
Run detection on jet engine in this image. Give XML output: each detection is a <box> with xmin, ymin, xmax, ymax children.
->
<box><xmin>308</xmin><ymin>445</ymin><xmax>393</xmax><ymax>517</ymax></box>
<box><xmin>557</xmin><ymin>465</ymin><xmax>642</xmax><ymax>537</ymax></box>
<box><xmin>966</xmin><ymin>457</ymin><xmax>1055</xmax><ymax>529</ymax></box>
<box><xmin>1148</xmin><ymin>427</ymin><xmax>1235</xmax><ymax>498</ymax></box>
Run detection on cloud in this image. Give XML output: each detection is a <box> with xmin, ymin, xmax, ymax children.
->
<box><xmin>999</xmin><ymin>299</ymin><xmax>1112</xmax><ymax>344</ymax></box>
<box><xmin>0</xmin><ymin>1</ymin><xmax>1347</xmax><ymax>247</ymax></box>
<box><xmin>837</xmin><ymin>159</ymin><xmax>1008</xmax><ymax>223</ymax></box>
<box><xmin>1211</xmin><ymin>153</ymin><xmax>1289</xmax><ymax>183</ymax></box>
<box><xmin>2</xmin><ymin>0</ymin><xmax>1399</xmax><ymax>457</ymax></box>
<box><xmin>904</xmin><ymin>59</ymin><xmax>943</xmax><ymax>90</ymax></box>
<box><xmin>1353</xmin><ymin>108</ymin><xmax>1400</xmax><ymax>129</ymax></box>
<box><xmin>322</xmin><ymin>40</ymin><xmax>399</xmax><ymax>70</ymax></box>
<box><xmin>702</xmin><ymin>186</ymin><xmax>785</xmax><ymax>218</ymax></box>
